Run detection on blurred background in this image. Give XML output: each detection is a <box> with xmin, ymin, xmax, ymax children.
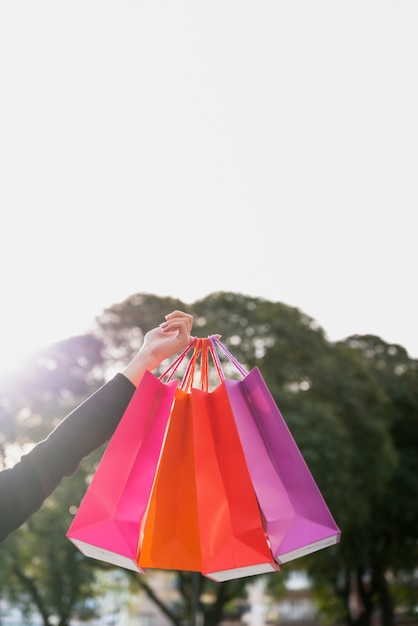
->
<box><xmin>0</xmin><ymin>1</ymin><xmax>417</xmax><ymax>625</ymax></box>
<box><xmin>0</xmin><ymin>292</ymin><xmax>417</xmax><ymax>625</ymax></box>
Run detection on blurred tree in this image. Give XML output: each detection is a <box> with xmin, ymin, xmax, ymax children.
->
<box><xmin>187</xmin><ymin>293</ymin><xmax>406</xmax><ymax>626</ymax></box>
<box><xmin>126</xmin><ymin>570</ymin><xmax>274</xmax><ymax>626</ymax></box>
<box><xmin>0</xmin><ymin>463</ymin><xmax>103</xmax><ymax>626</ymax></box>
<box><xmin>95</xmin><ymin>292</ymin><xmax>414</xmax><ymax>626</ymax></box>
<box><xmin>94</xmin><ymin>293</ymin><xmax>185</xmax><ymax>369</ymax></box>
<box><xmin>333</xmin><ymin>335</ymin><xmax>418</xmax><ymax>626</ymax></box>
<box><xmin>0</xmin><ymin>292</ymin><xmax>416</xmax><ymax>626</ymax></box>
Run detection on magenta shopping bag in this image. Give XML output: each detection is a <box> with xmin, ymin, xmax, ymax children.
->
<box><xmin>209</xmin><ymin>336</ymin><xmax>341</xmax><ymax>564</ymax></box>
<box><xmin>67</xmin><ymin>370</ymin><xmax>177</xmax><ymax>571</ymax></box>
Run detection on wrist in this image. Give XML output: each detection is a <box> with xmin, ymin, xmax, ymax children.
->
<box><xmin>121</xmin><ymin>346</ymin><xmax>157</xmax><ymax>387</ymax></box>
<box><xmin>135</xmin><ymin>344</ymin><xmax>158</xmax><ymax>369</ymax></box>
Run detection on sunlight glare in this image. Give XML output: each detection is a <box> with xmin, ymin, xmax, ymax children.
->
<box><xmin>0</xmin><ymin>313</ymin><xmax>84</xmax><ymax>381</ymax></box>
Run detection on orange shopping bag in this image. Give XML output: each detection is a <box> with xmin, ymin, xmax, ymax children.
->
<box><xmin>138</xmin><ymin>388</ymin><xmax>201</xmax><ymax>572</ymax></box>
<box><xmin>139</xmin><ymin>340</ymin><xmax>278</xmax><ymax>581</ymax></box>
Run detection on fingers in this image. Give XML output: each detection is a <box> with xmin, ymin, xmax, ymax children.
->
<box><xmin>164</xmin><ymin>310</ymin><xmax>193</xmax><ymax>329</ymax></box>
<box><xmin>159</xmin><ymin>310</ymin><xmax>193</xmax><ymax>341</ymax></box>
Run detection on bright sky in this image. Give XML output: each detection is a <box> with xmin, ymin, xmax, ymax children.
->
<box><xmin>0</xmin><ymin>1</ymin><xmax>417</xmax><ymax>377</ymax></box>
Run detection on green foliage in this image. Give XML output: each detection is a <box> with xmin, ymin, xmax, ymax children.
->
<box><xmin>95</xmin><ymin>293</ymin><xmax>186</xmax><ymax>367</ymax></box>
<box><xmin>343</xmin><ymin>335</ymin><xmax>418</xmax><ymax>572</ymax></box>
<box><xmin>1</xmin><ymin>291</ymin><xmax>416</xmax><ymax>626</ymax></box>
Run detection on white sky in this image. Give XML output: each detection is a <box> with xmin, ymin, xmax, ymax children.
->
<box><xmin>0</xmin><ymin>1</ymin><xmax>417</xmax><ymax>376</ymax></box>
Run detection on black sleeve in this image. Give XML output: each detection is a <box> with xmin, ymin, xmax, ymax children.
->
<box><xmin>0</xmin><ymin>373</ymin><xmax>135</xmax><ymax>543</ymax></box>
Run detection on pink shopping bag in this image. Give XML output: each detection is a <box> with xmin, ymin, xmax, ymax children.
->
<box><xmin>67</xmin><ymin>370</ymin><xmax>177</xmax><ymax>571</ymax></box>
<box><xmin>209</xmin><ymin>336</ymin><xmax>341</xmax><ymax>565</ymax></box>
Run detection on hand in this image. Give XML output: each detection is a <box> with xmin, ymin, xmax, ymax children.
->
<box><xmin>122</xmin><ymin>310</ymin><xmax>194</xmax><ymax>386</ymax></box>
<box><xmin>142</xmin><ymin>310</ymin><xmax>194</xmax><ymax>371</ymax></box>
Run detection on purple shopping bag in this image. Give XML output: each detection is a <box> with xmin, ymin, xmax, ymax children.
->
<box><xmin>209</xmin><ymin>336</ymin><xmax>341</xmax><ymax>565</ymax></box>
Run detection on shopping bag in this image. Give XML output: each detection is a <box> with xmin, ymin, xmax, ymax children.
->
<box><xmin>67</xmin><ymin>370</ymin><xmax>178</xmax><ymax>571</ymax></box>
<box><xmin>209</xmin><ymin>336</ymin><xmax>341</xmax><ymax>564</ymax></box>
<box><xmin>139</xmin><ymin>340</ymin><xmax>278</xmax><ymax>581</ymax></box>
<box><xmin>193</xmin><ymin>384</ymin><xmax>278</xmax><ymax>581</ymax></box>
<box><xmin>138</xmin><ymin>387</ymin><xmax>201</xmax><ymax>572</ymax></box>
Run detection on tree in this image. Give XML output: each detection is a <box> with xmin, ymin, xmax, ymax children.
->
<box><xmin>0</xmin><ymin>467</ymin><xmax>103</xmax><ymax>626</ymax></box>
<box><xmin>1</xmin><ymin>292</ymin><xmax>416</xmax><ymax>626</ymax></box>
<box><xmin>334</xmin><ymin>335</ymin><xmax>418</xmax><ymax>626</ymax></box>
<box><xmin>94</xmin><ymin>292</ymin><xmax>414</xmax><ymax>626</ymax></box>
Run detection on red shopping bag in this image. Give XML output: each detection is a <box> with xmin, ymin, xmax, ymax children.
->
<box><xmin>67</xmin><ymin>370</ymin><xmax>178</xmax><ymax>571</ymax></box>
<box><xmin>209</xmin><ymin>336</ymin><xmax>341</xmax><ymax>564</ymax></box>
<box><xmin>139</xmin><ymin>340</ymin><xmax>278</xmax><ymax>581</ymax></box>
<box><xmin>192</xmin><ymin>384</ymin><xmax>278</xmax><ymax>581</ymax></box>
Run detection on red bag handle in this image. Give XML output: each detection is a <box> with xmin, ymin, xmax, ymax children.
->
<box><xmin>181</xmin><ymin>338</ymin><xmax>210</xmax><ymax>392</ymax></box>
<box><xmin>200</xmin><ymin>339</ymin><xmax>209</xmax><ymax>392</ymax></box>
<box><xmin>181</xmin><ymin>339</ymin><xmax>202</xmax><ymax>392</ymax></box>
<box><xmin>158</xmin><ymin>337</ymin><xmax>197</xmax><ymax>383</ymax></box>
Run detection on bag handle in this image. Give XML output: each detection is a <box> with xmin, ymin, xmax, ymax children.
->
<box><xmin>208</xmin><ymin>335</ymin><xmax>249</xmax><ymax>378</ymax></box>
<box><xmin>200</xmin><ymin>338</ymin><xmax>209</xmax><ymax>392</ymax></box>
<box><xmin>181</xmin><ymin>338</ymin><xmax>202</xmax><ymax>392</ymax></box>
<box><xmin>158</xmin><ymin>337</ymin><xmax>198</xmax><ymax>383</ymax></box>
<box><xmin>181</xmin><ymin>338</ymin><xmax>212</xmax><ymax>392</ymax></box>
<box><xmin>158</xmin><ymin>335</ymin><xmax>249</xmax><ymax>392</ymax></box>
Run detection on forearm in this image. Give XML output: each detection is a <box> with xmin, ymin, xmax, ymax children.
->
<box><xmin>0</xmin><ymin>373</ymin><xmax>135</xmax><ymax>543</ymax></box>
